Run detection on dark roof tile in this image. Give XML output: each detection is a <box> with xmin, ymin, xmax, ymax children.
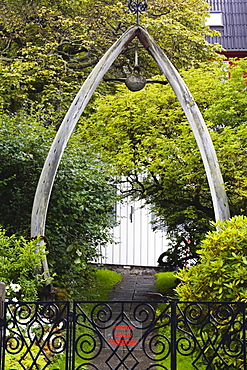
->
<box><xmin>207</xmin><ymin>0</ymin><xmax>247</xmax><ymax>51</ymax></box>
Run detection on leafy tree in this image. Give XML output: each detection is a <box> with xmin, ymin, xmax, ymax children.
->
<box><xmin>0</xmin><ymin>0</ymin><xmax>90</xmax><ymax>119</ymax></box>
<box><xmin>0</xmin><ymin>113</ymin><xmax>117</xmax><ymax>298</ymax></box>
<box><xmin>0</xmin><ymin>0</ymin><xmax>220</xmax><ymax>118</ymax></box>
<box><xmin>205</xmin><ymin>58</ymin><xmax>247</xmax><ymax>129</ymax></box>
<box><xmin>79</xmin><ymin>60</ymin><xmax>247</xmax><ymax>256</ymax></box>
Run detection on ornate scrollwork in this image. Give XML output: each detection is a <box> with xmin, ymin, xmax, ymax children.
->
<box><xmin>13</xmin><ymin>303</ymin><xmax>35</xmax><ymax>325</ymax></box>
<box><xmin>91</xmin><ymin>303</ymin><xmax>113</xmax><ymax>329</ymax></box>
<box><xmin>128</xmin><ymin>0</ymin><xmax>148</xmax><ymax>15</ymax></box>
<box><xmin>133</xmin><ymin>303</ymin><xmax>155</xmax><ymax>329</ymax></box>
<box><xmin>143</xmin><ymin>331</ymin><xmax>170</xmax><ymax>361</ymax></box>
<box><xmin>177</xmin><ymin>335</ymin><xmax>196</xmax><ymax>356</ymax></box>
<box><xmin>2</xmin><ymin>300</ymin><xmax>247</xmax><ymax>369</ymax></box>
<box><xmin>177</xmin><ymin>302</ymin><xmax>246</xmax><ymax>368</ymax></box>
<box><xmin>4</xmin><ymin>302</ymin><xmax>69</xmax><ymax>369</ymax></box>
<box><xmin>223</xmin><ymin>336</ymin><xmax>244</xmax><ymax>358</ymax></box>
<box><xmin>47</xmin><ymin>320</ymin><xmax>67</xmax><ymax>354</ymax></box>
<box><xmin>183</xmin><ymin>303</ymin><xmax>206</xmax><ymax>325</ymax></box>
<box><xmin>128</xmin><ymin>0</ymin><xmax>148</xmax><ymax>24</ymax></box>
<box><xmin>75</xmin><ymin>331</ymin><xmax>102</xmax><ymax>360</ymax></box>
<box><xmin>212</xmin><ymin>303</ymin><xmax>235</xmax><ymax>325</ymax></box>
<box><xmin>5</xmin><ymin>333</ymin><xmax>24</xmax><ymax>355</ymax></box>
<box><xmin>39</xmin><ymin>302</ymin><xmax>62</xmax><ymax>323</ymax></box>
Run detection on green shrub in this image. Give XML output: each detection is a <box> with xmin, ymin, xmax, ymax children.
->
<box><xmin>175</xmin><ymin>216</ymin><xmax>247</xmax><ymax>369</ymax></box>
<box><xmin>155</xmin><ymin>272</ymin><xmax>178</xmax><ymax>297</ymax></box>
<box><xmin>0</xmin><ymin>115</ymin><xmax>118</xmax><ymax>300</ymax></box>
<box><xmin>176</xmin><ymin>215</ymin><xmax>247</xmax><ymax>302</ymax></box>
<box><xmin>0</xmin><ymin>228</ymin><xmax>48</xmax><ymax>301</ymax></box>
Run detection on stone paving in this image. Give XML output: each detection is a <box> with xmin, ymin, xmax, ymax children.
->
<box><xmin>91</xmin><ymin>271</ymin><xmax>161</xmax><ymax>370</ymax></box>
<box><xmin>109</xmin><ymin>273</ymin><xmax>158</xmax><ymax>301</ymax></box>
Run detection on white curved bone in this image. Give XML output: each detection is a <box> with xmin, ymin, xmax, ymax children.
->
<box><xmin>137</xmin><ymin>27</ymin><xmax>230</xmax><ymax>222</ymax></box>
<box><xmin>31</xmin><ymin>26</ymin><xmax>230</xmax><ymax>277</ymax></box>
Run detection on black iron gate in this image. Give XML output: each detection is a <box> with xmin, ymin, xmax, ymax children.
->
<box><xmin>0</xmin><ymin>299</ymin><xmax>246</xmax><ymax>369</ymax></box>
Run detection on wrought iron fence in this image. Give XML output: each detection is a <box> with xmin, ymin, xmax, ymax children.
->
<box><xmin>0</xmin><ymin>299</ymin><xmax>246</xmax><ymax>369</ymax></box>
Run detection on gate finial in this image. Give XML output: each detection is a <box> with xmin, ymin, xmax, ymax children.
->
<box><xmin>128</xmin><ymin>0</ymin><xmax>148</xmax><ymax>25</ymax></box>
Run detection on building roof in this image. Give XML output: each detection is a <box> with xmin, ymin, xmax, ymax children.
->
<box><xmin>206</xmin><ymin>0</ymin><xmax>247</xmax><ymax>53</ymax></box>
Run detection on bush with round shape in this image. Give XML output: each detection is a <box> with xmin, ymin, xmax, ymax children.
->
<box><xmin>176</xmin><ymin>216</ymin><xmax>247</xmax><ymax>369</ymax></box>
<box><xmin>176</xmin><ymin>215</ymin><xmax>247</xmax><ymax>302</ymax></box>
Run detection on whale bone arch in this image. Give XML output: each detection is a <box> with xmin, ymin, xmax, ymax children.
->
<box><xmin>31</xmin><ymin>26</ymin><xmax>230</xmax><ymax>277</ymax></box>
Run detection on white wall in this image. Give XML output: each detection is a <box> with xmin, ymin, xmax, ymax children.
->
<box><xmin>98</xmin><ymin>197</ymin><xmax>169</xmax><ymax>267</ymax></box>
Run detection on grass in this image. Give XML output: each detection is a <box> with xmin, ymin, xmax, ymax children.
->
<box><xmin>155</xmin><ymin>271</ymin><xmax>179</xmax><ymax>297</ymax></box>
<box><xmin>93</xmin><ymin>268</ymin><xmax>122</xmax><ymax>300</ymax></box>
<box><xmin>68</xmin><ymin>267</ymin><xmax>122</xmax><ymax>301</ymax></box>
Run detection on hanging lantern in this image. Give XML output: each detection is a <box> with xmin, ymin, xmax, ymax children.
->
<box><xmin>125</xmin><ymin>74</ymin><xmax>146</xmax><ymax>91</ymax></box>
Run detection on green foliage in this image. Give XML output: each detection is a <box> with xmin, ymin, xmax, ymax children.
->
<box><xmin>5</xmin><ymin>345</ymin><xmax>48</xmax><ymax>370</ymax></box>
<box><xmin>155</xmin><ymin>272</ymin><xmax>178</xmax><ymax>297</ymax></box>
<box><xmin>176</xmin><ymin>215</ymin><xmax>247</xmax><ymax>302</ymax></box>
<box><xmin>176</xmin><ymin>215</ymin><xmax>247</xmax><ymax>369</ymax></box>
<box><xmin>205</xmin><ymin>58</ymin><xmax>247</xmax><ymax>128</ymax></box>
<box><xmin>0</xmin><ymin>0</ymin><xmax>220</xmax><ymax>118</ymax></box>
<box><xmin>80</xmin><ymin>60</ymin><xmax>247</xmax><ymax>253</ymax></box>
<box><xmin>0</xmin><ymin>0</ymin><xmax>90</xmax><ymax>118</ymax></box>
<box><xmin>0</xmin><ymin>229</ymin><xmax>47</xmax><ymax>301</ymax></box>
<box><xmin>0</xmin><ymin>113</ymin><xmax>118</xmax><ymax>298</ymax></box>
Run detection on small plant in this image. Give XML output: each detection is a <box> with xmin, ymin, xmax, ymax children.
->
<box><xmin>0</xmin><ymin>228</ymin><xmax>48</xmax><ymax>301</ymax></box>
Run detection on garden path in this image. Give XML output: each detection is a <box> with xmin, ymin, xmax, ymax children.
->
<box><xmin>91</xmin><ymin>271</ymin><xmax>161</xmax><ymax>370</ymax></box>
<box><xmin>109</xmin><ymin>273</ymin><xmax>158</xmax><ymax>301</ymax></box>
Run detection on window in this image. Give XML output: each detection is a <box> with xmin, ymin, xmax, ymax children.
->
<box><xmin>205</xmin><ymin>12</ymin><xmax>223</xmax><ymax>27</ymax></box>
